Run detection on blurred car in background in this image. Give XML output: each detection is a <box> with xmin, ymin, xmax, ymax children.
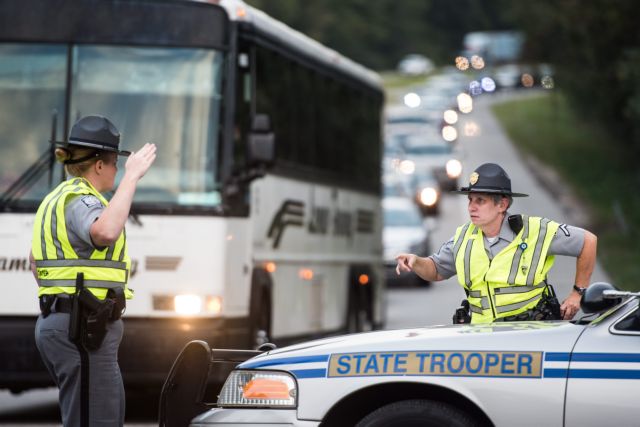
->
<box><xmin>409</xmin><ymin>169</ymin><xmax>441</xmax><ymax>216</ymax></box>
<box><xmin>493</xmin><ymin>64</ymin><xmax>521</xmax><ymax>89</ymax></box>
<box><xmin>383</xmin><ymin>197</ymin><xmax>430</xmax><ymax>287</ymax></box>
<box><xmin>400</xmin><ymin>132</ymin><xmax>463</xmax><ymax>191</ymax></box>
<box><xmin>385</xmin><ymin>105</ymin><xmax>435</xmax><ymax>136</ymax></box>
<box><xmin>397</xmin><ymin>54</ymin><xmax>434</xmax><ymax>76</ymax></box>
<box><xmin>383</xmin><ymin>172</ymin><xmax>412</xmax><ymax>199</ymax></box>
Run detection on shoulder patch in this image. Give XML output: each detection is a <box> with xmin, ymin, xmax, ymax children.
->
<box><xmin>81</xmin><ymin>195</ymin><xmax>101</xmax><ymax>208</ymax></box>
<box><xmin>558</xmin><ymin>224</ymin><xmax>570</xmax><ymax>237</ymax></box>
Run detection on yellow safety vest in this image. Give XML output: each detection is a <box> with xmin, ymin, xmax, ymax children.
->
<box><xmin>31</xmin><ymin>177</ymin><xmax>132</xmax><ymax>300</ymax></box>
<box><xmin>453</xmin><ymin>216</ymin><xmax>559</xmax><ymax>323</ymax></box>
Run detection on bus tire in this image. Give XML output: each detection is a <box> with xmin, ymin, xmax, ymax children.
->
<box><xmin>248</xmin><ymin>269</ymin><xmax>272</xmax><ymax>349</ymax></box>
<box><xmin>355</xmin><ymin>399</ymin><xmax>476</xmax><ymax>427</ymax></box>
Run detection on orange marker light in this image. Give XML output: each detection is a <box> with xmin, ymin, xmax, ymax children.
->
<box><xmin>265</xmin><ymin>262</ymin><xmax>277</xmax><ymax>273</ymax></box>
<box><xmin>358</xmin><ymin>274</ymin><xmax>369</xmax><ymax>285</ymax></box>
<box><xmin>299</xmin><ymin>268</ymin><xmax>314</xmax><ymax>280</ymax></box>
<box><xmin>243</xmin><ymin>378</ymin><xmax>290</xmax><ymax>400</ymax></box>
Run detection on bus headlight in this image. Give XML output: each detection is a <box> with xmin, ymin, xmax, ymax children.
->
<box><xmin>174</xmin><ymin>294</ymin><xmax>202</xmax><ymax>315</ymax></box>
<box><xmin>218</xmin><ymin>370</ymin><xmax>297</xmax><ymax>408</ymax></box>
<box><xmin>153</xmin><ymin>294</ymin><xmax>223</xmax><ymax>315</ymax></box>
<box><xmin>446</xmin><ymin>159</ymin><xmax>462</xmax><ymax>179</ymax></box>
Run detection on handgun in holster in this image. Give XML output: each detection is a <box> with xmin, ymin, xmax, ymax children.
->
<box><xmin>69</xmin><ymin>272</ymin><xmax>115</xmax><ymax>350</ymax></box>
<box><xmin>79</xmin><ymin>287</ymin><xmax>114</xmax><ymax>351</ymax></box>
<box><xmin>531</xmin><ymin>283</ymin><xmax>561</xmax><ymax>320</ymax></box>
<box><xmin>452</xmin><ymin>299</ymin><xmax>471</xmax><ymax>324</ymax></box>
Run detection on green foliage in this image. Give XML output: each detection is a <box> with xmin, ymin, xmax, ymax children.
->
<box><xmin>493</xmin><ymin>94</ymin><xmax>640</xmax><ymax>291</ymax></box>
<box><xmin>245</xmin><ymin>0</ymin><xmax>514</xmax><ymax>69</ymax></box>
<box><xmin>504</xmin><ymin>0</ymin><xmax>640</xmax><ymax>153</ymax></box>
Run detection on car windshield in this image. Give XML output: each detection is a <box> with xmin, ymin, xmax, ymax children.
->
<box><xmin>384</xmin><ymin>206</ymin><xmax>423</xmax><ymax>227</ymax></box>
<box><xmin>387</xmin><ymin>116</ymin><xmax>429</xmax><ymax>125</ymax></box>
<box><xmin>0</xmin><ymin>43</ymin><xmax>225</xmax><ymax>209</ymax></box>
<box><xmin>384</xmin><ymin>182</ymin><xmax>410</xmax><ymax>198</ymax></box>
<box><xmin>404</xmin><ymin>144</ymin><xmax>452</xmax><ymax>155</ymax></box>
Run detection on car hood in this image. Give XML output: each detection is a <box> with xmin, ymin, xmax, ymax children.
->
<box><xmin>238</xmin><ymin>322</ymin><xmax>585</xmax><ymax>371</ymax></box>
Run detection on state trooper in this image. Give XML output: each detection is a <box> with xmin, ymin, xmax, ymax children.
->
<box><xmin>395</xmin><ymin>163</ymin><xmax>597</xmax><ymax>323</ymax></box>
<box><xmin>30</xmin><ymin>115</ymin><xmax>156</xmax><ymax>426</ymax></box>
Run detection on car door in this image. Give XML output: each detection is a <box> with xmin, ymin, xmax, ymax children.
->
<box><xmin>564</xmin><ymin>300</ymin><xmax>640</xmax><ymax>426</ymax></box>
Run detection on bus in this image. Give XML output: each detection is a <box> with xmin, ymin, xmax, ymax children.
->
<box><xmin>0</xmin><ymin>0</ymin><xmax>385</xmax><ymax>392</ymax></box>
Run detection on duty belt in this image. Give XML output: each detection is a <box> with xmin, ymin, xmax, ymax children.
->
<box><xmin>39</xmin><ymin>295</ymin><xmax>73</xmax><ymax>314</ymax></box>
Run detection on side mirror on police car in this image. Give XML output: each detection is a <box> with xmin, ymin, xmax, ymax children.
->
<box><xmin>247</xmin><ymin>114</ymin><xmax>275</xmax><ymax>167</ymax></box>
<box><xmin>580</xmin><ymin>282</ymin><xmax>623</xmax><ymax>314</ymax></box>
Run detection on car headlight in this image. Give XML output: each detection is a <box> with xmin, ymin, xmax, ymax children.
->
<box><xmin>446</xmin><ymin>159</ymin><xmax>462</xmax><ymax>178</ymax></box>
<box><xmin>217</xmin><ymin>370</ymin><xmax>297</xmax><ymax>408</ymax></box>
<box><xmin>419</xmin><ymin>187</ymin><xmax>439</xmax><ymax>206</ymax></box>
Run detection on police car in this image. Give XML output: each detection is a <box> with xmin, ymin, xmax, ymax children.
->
<box><xmin>160</xmin><ymin>283</ymin><xmax>640</xmax><ymax>427</ymax></box>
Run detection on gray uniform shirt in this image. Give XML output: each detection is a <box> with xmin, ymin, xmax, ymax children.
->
<box><xmin>429</xmin><ymin>213</ymin><xmax>585</xmax><ymax>279</ymax></box>
<box><xmin>65</xmin><ymin>194</ymin><xmax>105</xmax><ymax>257</ymax></box>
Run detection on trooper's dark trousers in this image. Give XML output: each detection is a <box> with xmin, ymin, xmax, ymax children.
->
<box><xmin>35</xmin><ymin>308</ymin><xmax>125</xmax><ymax>427</ymax></box>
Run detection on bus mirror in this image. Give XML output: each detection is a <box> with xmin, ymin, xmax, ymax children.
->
<box><xmin>247</xmin><ymin>114</ymin><xmax>275</xmax><ymax>166</ymax></box>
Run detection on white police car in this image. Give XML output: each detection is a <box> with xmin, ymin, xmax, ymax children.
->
<box><xmin>160</xmin><ymin>283</ymin><xmax>640</xmax><ymax>427</ymax></box>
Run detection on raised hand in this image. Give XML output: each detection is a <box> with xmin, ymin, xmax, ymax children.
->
<box><xmin>124</xmin><ymin>143</ymin><xmax>157</xmax><ymax>181</ymax></box>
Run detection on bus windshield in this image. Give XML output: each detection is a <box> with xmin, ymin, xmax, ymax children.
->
<box><xmin>0</xmin><ymin>43</ymin><xmax>225</xmax><ymax>209</ymax></box>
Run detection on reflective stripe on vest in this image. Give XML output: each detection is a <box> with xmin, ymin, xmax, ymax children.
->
<box><xmin>32</xmin><ymin>178</ymin><xmax>130</xmax><ymax>298</ymax></box>
<box><xmin>453</xmin><ymin>217</ymin><xmax>559</xmax><ymax>323</ymax></box>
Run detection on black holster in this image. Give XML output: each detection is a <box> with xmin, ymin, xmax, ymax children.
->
<box><xmin>79</xmin><ymin>288</ymin><xmax>114</xmax><ymax>351</ymax></box>
<box><xmin>68</xmin><ymin>273</ymin><xmax>123</xmax><ymax>351</ymax></box>
<box><xmin>452</xmin><ymin>299</ymin><xmax>471</xmax><ymax>324</ymax></box>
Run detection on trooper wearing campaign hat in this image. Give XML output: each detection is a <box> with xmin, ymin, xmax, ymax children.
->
<box><xmin>453</xmin><ymin>163</ymin><xmax>528</xmax><ymax>197</ymax></box>
<box><xmin>395</xmin><ymin>162</ymin><xmax>598</xmax><ymax>325</ymax></box>
<box><xmin>31</xmin><ymin>115</ymin><xmax>156</xmax><ymax>426</ymax></box>
<box><xmin>60</xmin><ymin>115</ymin><xmax>131</xmax><ymax>166</ymax></box>
<box><xmin>68</xmin><ymin>115</ymin><xmax>131</xmax><ymax>154</ymax></box>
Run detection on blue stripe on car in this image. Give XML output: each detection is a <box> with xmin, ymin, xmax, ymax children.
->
<box><xmin>545</xmin><ymin>352</ymin><xmax>640</xmax><ymax>363</ymax></box>
<box><xmin>570</xmin><ymin>353</ymin><xmax>640</xmax><ymax>363</ymax></box>
<box><xmin>291</xmin><ymin>369</ymin><xmax>327</xmax><ymax>379</ymax></box>
<box><xmin>240</xmin><ymin>354</ymin><xmax>330</xmax><ymax>369</ymax></box>
<box><xmin>544</xmin><ymin>368</ymin><xmax>640</xmax><ymax>379</ymax></box>
<box><xmin>544</xmin><ymin>352</ymin><xmax>570</xmax><ymax>361</ymax></box>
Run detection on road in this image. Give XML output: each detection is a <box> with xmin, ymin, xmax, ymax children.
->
<box><xmin>0</xmin><ymin>90</ymin><xmax>611</xmax><ymax>425</ymax></box>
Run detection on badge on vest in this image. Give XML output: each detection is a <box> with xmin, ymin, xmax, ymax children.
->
<box><xmin>81</xmin><ymin>195</ymin><xmax>101</xmax><ymax>208</ymax></box>
<box><xmin>519</xmin><ymin>242</ymin><xmax>528</xmax><ymax>250</ymax></box>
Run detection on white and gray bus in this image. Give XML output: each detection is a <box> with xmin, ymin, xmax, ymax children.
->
<box><xmin>0</xmin><ymin>0</ymin><xmax>385</xmax><ymax>392</ymax></box>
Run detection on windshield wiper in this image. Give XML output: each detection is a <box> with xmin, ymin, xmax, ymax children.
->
<box><xmin>0</xmin><ymin>111</ymin><xmax>61</xmax><ymax>209</ymax></box>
